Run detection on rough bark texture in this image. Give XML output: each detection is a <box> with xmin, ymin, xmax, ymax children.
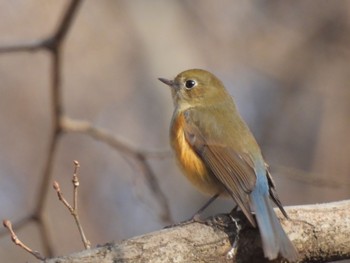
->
<box><xmin>45</xmin><ymin>200</ymin><xmax>350</xmax><ymax>263</ymax></box>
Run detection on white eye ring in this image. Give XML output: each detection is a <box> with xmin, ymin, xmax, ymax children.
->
<box><xmin>185</xmin><ymin>79</ymin><xmax>197</xmax><ymax>89</ymax></box>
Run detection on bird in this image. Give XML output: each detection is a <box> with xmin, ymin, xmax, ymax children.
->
<box><xmin>158</xmin><ymin>69</ymin><xmax>298</xmax><ymax>262</ymax></box>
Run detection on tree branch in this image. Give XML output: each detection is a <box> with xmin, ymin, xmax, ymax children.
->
<box><xmin>45</xmin><ymin>200</ymin><xmax>350</xmax><ymax>263</ymax></box>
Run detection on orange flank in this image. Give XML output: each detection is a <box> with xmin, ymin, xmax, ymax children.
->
<box><xmin>170</xmin><ymin>112</ymin><xmax>224</xmax><ymax>195</ymax></box>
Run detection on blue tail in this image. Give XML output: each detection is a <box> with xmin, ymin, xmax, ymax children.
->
<box><xmin>250</xmin><ymin>171</ymin><xmax>298</xmax><ymax>261</ymax></box>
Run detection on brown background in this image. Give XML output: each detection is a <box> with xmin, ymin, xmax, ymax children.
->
<box><xmin>0</xmin><ymin>1</ymin><xmax>349</xmax><ymax>262</ymax></box>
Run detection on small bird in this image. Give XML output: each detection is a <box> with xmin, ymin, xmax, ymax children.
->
<box><xmin>159</xmin><ymin>69</ymin><xmax>298</xmax><ymax>262</ymax></box>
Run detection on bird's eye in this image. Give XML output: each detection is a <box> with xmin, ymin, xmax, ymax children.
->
<box><xmin>185</xmin><ymin>79</ymin><xmax>196</xmax><ymax>89</ymax></box>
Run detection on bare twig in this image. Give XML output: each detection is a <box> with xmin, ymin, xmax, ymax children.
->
<box><xmin>0</xmin><ymin>0</ymin><xmax>82</xmax><ymax>54</ymax></box>
<box><xmin>0</xmin><ymin>40</ymin><xmax>46</xmax><ymax>53</ymax></box>
<box><xmin>72</xmin><ymin>160</ymin><xmax>80</xmax><ymax>211</ymax></box>
<box><xmin>53</xmin><ymin>181</ymin><xmax>73</xmax><ymax>211</ymax></box>
<box><xmin>53</xmin><ymin>161</ymin><xmax>91</xmax><ymax>249</ymax></box>
<box><xmin>60</xmin><ymin>116</ymin><xmax>171</xmax><ymax>158</ymax></box>
<box><xmin>0</xmin><ymin>215</ymin><xmax>32</xmax><ymax>237</ymax></box>
<box><xmin>2</xmin><ymin>220</ymin><xmax>45</xmax><ymax>261</ymax></box>
<box><xmin>60</xmin><ymin>116</ymin><xmax>173</xmax><ymax>223</ymax></box>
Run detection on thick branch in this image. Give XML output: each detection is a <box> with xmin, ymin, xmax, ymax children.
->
<box><xmin>45</xmin><ymin>200</ymin><xmax>350</xmax><ymax>263</ymax></box>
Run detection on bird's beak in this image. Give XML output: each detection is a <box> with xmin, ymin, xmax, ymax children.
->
<box><xmin>158</xmin><ymin>78</ymin><xmax>174</xmax><ymax>88</ymax></box>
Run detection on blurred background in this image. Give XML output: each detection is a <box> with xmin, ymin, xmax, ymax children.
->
<box><xmin>0</xmin><ymin>0</ymin><xmax>350</xmax><ymax>262</ymax></box>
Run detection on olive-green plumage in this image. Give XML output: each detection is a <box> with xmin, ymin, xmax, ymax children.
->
<box><xmin>159</xmin><ymin>69</ymin><xmax>298</xmax><ymax>262</ymax></box>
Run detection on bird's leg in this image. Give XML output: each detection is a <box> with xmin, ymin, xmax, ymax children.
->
<box><xmin>190</xmin><ymin>193</ymin><xmax>220</xmax><ymax>222</ymax></box>
<box><xmin>164</xmin><ymin>193</ymin><xmax>220</xmax><ymax>228</ymax></box>
<box><xmin>229</xmin><ymin>205</ymin><xmax>239</xmax><ymax>214</ymax></box>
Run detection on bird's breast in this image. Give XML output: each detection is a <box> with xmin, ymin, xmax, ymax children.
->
<box><xmin>170</xmin><ymin>112</ymin><xmax>224</xmax><ymax>195</ymax></box>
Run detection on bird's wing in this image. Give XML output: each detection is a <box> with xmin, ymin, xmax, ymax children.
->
<box><xmin>183</xmin><ymin>110</ymin><xmax>257</xmax><ymax>226</ymax></box>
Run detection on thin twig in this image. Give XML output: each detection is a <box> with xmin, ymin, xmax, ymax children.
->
<box><xmin>2</xmin><ymin>220</ymin><xmax>46</xmax><ymax>261</ymax></box>
<box><xmin>0</xmin><ymin>0</ymin><xmax>82</xmax><ymax>54</ymax></box>
<box><xmin>53</xmin><ymin>161</ymin><xmax>91</xmax><ymax>249</ymax></box>
<box><xmin>53</xmin><ymin>181</ymin><xmax>73</xmax><ymax>211</ymax></box>
<box><xmin>60</xmin><ymin>116</ymin><xmax>173</xmax><ymax>223</ymax></box>
<box><xmin>0</xmin><ymin>40</ymin><xmax>46</xmax><ymax>53</ymax></box>
<box><xmin>73</xmin><ymin>160</ymin><xmax>80</xmax><ymax>210</ymax></box>
<box><xmin>0</xmin><ymin>215</ymin><xmax>32</xmax><ymax>237</ymax></box>
<box><xmin>60</xmin><ymin>116</ymin><xmax>171</xmax><ymax>159</ymax></box>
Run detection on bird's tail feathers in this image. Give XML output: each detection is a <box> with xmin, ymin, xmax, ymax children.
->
<box><xmin>252</xmin><ymin>194</ymin><xmax>298</xmax><ymax>262</ymax></box>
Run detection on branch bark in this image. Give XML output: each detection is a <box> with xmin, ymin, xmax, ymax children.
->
<box><xmin>45</xmin><ymin>200</ymin><xmax>350</xmax><ymax>263</ymax></box>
